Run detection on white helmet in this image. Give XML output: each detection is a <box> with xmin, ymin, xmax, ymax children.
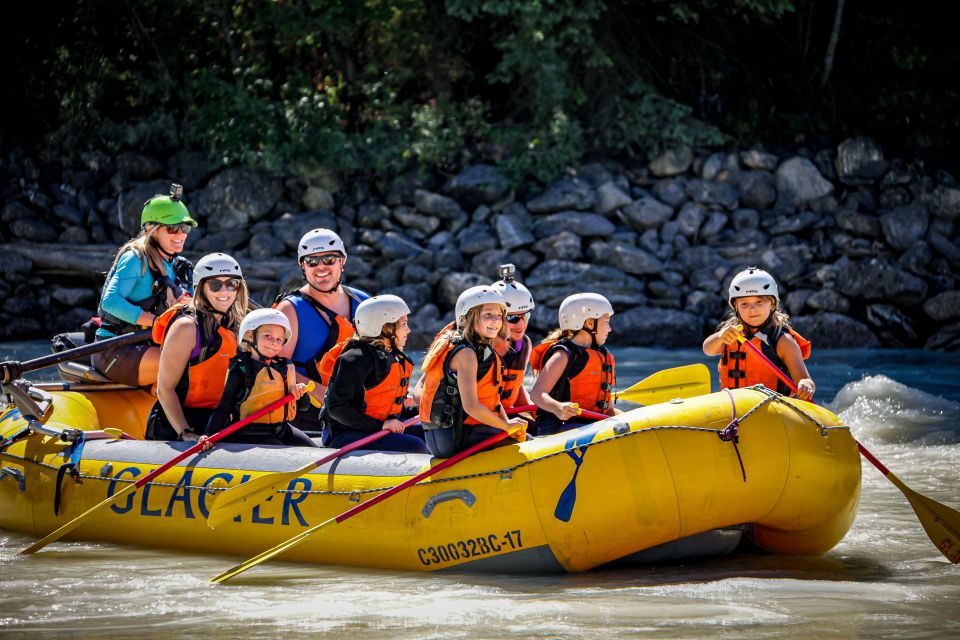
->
<box><xmin>559</xmin><ymin>293</ymin><xmax>614</xmax><ymax>331</ymax></box>
<box><xmin>728</xmin><ymin>267</ymin><xmax>779</xmax><ymax>307</ymax></box>
<box><xmin>193</xmin><ymin>253</ymin><xmax>243</xmax><ymax>289</ymax></box>
<box><xmin>239</xmin><ymin>308</ymin><xmax>292</xmax><ymax>343</ymax></box>
<box><xmin>455</xmin><ymin>286</ymin><xmax>506</xmax><ymax>329</ymax></box>
<box><xmin>355</xmin><ymin>295</ymin><xmax>411</xmax><ymax>338</ymax></box>
<box><xmin>491</xmin><ymin>274</ymin><xmax>535</xmax><ymax>315</ymax></box>
<box><xmin>298</xmin><ymin>228</ymin><xmax>346</xmax><ymax>261</ymax></box>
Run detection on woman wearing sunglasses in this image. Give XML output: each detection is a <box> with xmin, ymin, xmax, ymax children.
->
<box><xmin>145</xmin><ymin>253</ymin><xmax>247</xmax><ymax>441</ymax></box>
<box><xmin>92</xmin><ymin>184</ymin><xmax>197</xmax><ymax>387</ymax></box>
<box><xmin>274</xmin><ymin>228</ymin><xmax>368</xmax><ymax>436</ymax></box>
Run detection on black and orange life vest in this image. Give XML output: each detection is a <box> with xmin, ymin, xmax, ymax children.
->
<box><xmin>153</xmin><ymin>304</ymin><xmax>237</xmax><ymax>409</ymax></box>
<box><xmin>329</xmin><ymin>340</ymin><xmax>414</xmax><ymax>421</ymax></box>
<box><xmin>229</xmin><ymin>352</ymin><xmax>297</xmax><ymax>425</ymax></box>
<box><xmin>495</xmin><ymin>334</ymin><xmax>531</xmax><ymax>409</ymax></box>
<box><xmin>719</xmin><ymin>322</ymin><xmax>811</xmax><ymax>394</ymax></box>
<box><xmin>419</xmin><ymin>334</ymin><xmax>503</xmax><ymax>429</ymax></box>
<box><xmin>534</xmin><ymin>337</ymin><xmax>616</xmax><ymax>413</ymax></box>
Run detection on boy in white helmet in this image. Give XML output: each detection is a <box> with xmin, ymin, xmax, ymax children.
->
<box><xmin>274</xmin><ymin>228</ymin><xmax>369</xmax><ymax>436</ymax></box>
<box><xmin>703</xmin><ymin>267</ymin><xmax>815</xmax><ymax>400</ymax></box>
<box><xmin>201</xmin><ymin>308</ymin><xmax>315</xmax><ymax>447</ymax></box>
<box><xmin>322</xmin><ymin>295</ymin><xmax>428</xmax><ymax>453</ymax></box>
<box><xmin>530</xmin><ymin>292</ymin><xmax>619</xmax><ymax>436</ymax></box>
<box><xmin>419</xmin><ymin>286</ymin><xmax>527</xmax><ymax>457</ymax></box>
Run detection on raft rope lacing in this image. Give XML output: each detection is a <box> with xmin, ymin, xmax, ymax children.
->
<box><xmin>2</xmin><ymin>387</ymin><xmax>840</xmax><ymax>499</ymax></box>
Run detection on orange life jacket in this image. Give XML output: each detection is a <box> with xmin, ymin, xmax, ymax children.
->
<box><xmin>153</xmin><ymin>304</ymin><xmax>237</xmax><ymax>409</ymax></box>
<box><xmin>535</xmin><ymin>337</ymin><xmax>616</xmax><ymax>413</ymax></box>
<box><xmin>330</xmin><ymin>340</ymin><xmax>414</xmax><ymax>421</ymax></box>
<box><xmin>317</xmin><ymin>338</ymin><xmax>351</xmax><ymax>387</ymax></box>
<box><xmin>719</xmin><ymin>323</ymin><xmax>812</xmax><ymax>395</ymax></box>
<box><xmin>229</xmin><ymin>352</ymin><xmax>297</xmax><ymax>425</ymax></box>
<box><xmin>495</xmin><ymin>334</ymin><xmax>531</xmax><ymax>409</ymax></box>
<box><xmin>419</xmin><ymin>335</ymin><xmax>503</xmax><ymax>428</ymax></box>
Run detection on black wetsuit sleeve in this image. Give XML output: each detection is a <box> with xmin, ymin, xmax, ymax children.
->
<box><xmin>325</xmin><ymin>347</ymin><xmax>383</xmax><ymax>433</ymax></box>
<box><xmin>203</xmin><ymin>366</ymin><xmax>247</xmax><ymax>436</ymax></box>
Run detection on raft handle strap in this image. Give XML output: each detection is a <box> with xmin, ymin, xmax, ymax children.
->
<box><xmin>720</xmin><ymin>389</ymin><xmax>747</xmax><ymax>483</ymax></box>
<box><xmin>54</xmin><ymin>431</ymin><xmax>86</xmax><ymax>516</ymax></box>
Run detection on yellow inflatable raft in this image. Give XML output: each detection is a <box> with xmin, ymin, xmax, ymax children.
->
<box><xmin>0</xmin><ymin>384</ymin><xmax>861</xmax><ymax>572</ymax></box>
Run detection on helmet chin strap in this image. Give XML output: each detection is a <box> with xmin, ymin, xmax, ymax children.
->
<box><xmin>583</xmin><ymin>319</ymin><xmax>600</xmax><ymax>349</ymax></box>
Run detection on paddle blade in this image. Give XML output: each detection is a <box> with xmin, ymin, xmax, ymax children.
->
<box><xmin>21</xmin><ymin>483</ymin><xmax>137</xmax><ymax>554</ymax></box>
<box><xmin>614</xmin><ymin>364</ymin><xmax>712</xmax><ymax>405</ymax></box>
<box><xmin>207</xmin><ymin>467</ymin><xmax>308</xmax><ymax>529</ymax></box>
<box><xmin>893</xmin><ymin>474</ymin><xmax>960</xmax><ymax>563</ymax></box>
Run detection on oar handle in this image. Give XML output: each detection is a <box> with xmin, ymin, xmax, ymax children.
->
<box><xmin>14</xmin><ymin>330</ymin><xmax>153</xmax><ymax>378</ymax></box>
<box><xmin>133</xmin><ymin>382</ymin><xmax>313</xmax><ymax>489</ymax></box>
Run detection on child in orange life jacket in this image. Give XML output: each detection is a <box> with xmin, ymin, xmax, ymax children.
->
<box><xmin>490</xmin><ymin>264</ymin><xmax>536</xmax><ymax>415</ymax></box>
<box><xmin>530</xmin><ymin>293</ymin><xmax>620</xmax><ymax>436</ymax></box>
<box><xmin>703</xmin><ymin>267</ymin><xmax>815</xmax><ymax>401</ymax></box>
<box><xmin>419</xmin><ymin>286</ymin><xmax>527</xmax><ymax>458</ymax></box>
<box><xmin>322</xmin><ymin>295</ymin><xmax>428</xmax><ymax>454</ymax></box>
<box><xmin>201</xmin><ymin>308</ymin><xmax>316</xmax><ymax>448</ymax></box>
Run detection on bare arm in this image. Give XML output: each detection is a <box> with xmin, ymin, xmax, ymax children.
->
<box><xmin>530</xmin><ymin>351</ymin><xmax>580</xmax><ymax>421</ymax></box>
<box><xmin>155</xmin><ymin>317</ymin><xmax>198</xmax><ymax>437</ymax></box>
<box><xmin>776</xmin><ymin>334</ymin><xmax>816</xmax><ymax>400</ymax></box>
<box><xmin>703</xmin><ymin>325</ymin><xmax>742</xmax><ymax>356</ymax></box>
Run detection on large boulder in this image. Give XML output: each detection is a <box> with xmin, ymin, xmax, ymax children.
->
<box><xmin>613</xmin><ymin>306</ymin><xmax>702</xmax><ymax>347</ymax></box>
<box><xmin>775</xmin><ymin>157</ymin><xmax>833</xmax><ymax>206</ymax></box>
<box><xmin>414</xmin><ymin>189</ymin><xmax>464</xmax><ymax>221</ymax></box>
<box><xmin>116</xmin><ymin>179</ymin><xmax>171</xmax><ymax>235</ymax></box>
<box><xmin>881</xmin><ymin>202</ymin><xmax>929</xmax><ymax>252</ymax></box>
<box><xmin>443</xmin><ymin>164</ymin><xmax>511</xmax><ymax>209</ymax></box>
<box><xmin>438</xmin><ymin>271</ymin><xmax>489</xmax><ymax>309</ymax></box>
<box><xmin>193</xmin><ymin>168</ymin><xmax>283</xmax><ymax>232</ymax></box>
<box><xmin>618</xmin><ymin>197</ymin><xmax>674</xmax><ymax>231</ymax></box>
<box><xmin>833</xmin><ymin>258</ymin><xmax>928</xmax><ymax>305</ymax></box>
<box><xmin>923</xmin><ymin>291</ymin><xmax>960</xmax><ymax>321</ymax></box>
<box><xmin>649</xmin><ymin>147</ymin><xmax>693</xmax><ymax>177</ymax></box>
<box><xmin>791</xmin><ymin>312</ymin><xmax>881</xmax><ymax>348</ymax></box>
<box><xmin>736</xmin><ymin>171</ymin><xmax>777</xmax><ymax>210</ymax></box>
<box><xmin>922</xmin><ymin>185</ymin><xmax>960</xmax><ymax>220</ymax></box>
<box><xmin>835</xmin><ymin>137</ymin><xmax>888</xmax><ymax>185</ymax></box>
<box><xmin>525</xmin><ymin>260</ymin><xmax>647</xmax><ymax>307</ymax></box>
<box><xmin>594</xmin><ymin>181</ymin><xmax>632</xmax><ymax>214</ymax></box>
<box><xmin>533</xmin><ymin>211</ymin><xmax>615</xmax><ymax>238</ymax></box>
<box><xmin>526</xmin><ymin>178</ymin><xmax>596</xmax><ymax>213</ymax></box>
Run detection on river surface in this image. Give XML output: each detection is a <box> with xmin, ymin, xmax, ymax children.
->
<box><xmin>1</xmin><ymin>341</ymin><xmax>958</xmax><ymax>639</ymax></box>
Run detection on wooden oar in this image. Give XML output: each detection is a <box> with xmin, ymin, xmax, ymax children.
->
<box><xmin>20</xmin><ymin>383</ymin><xmax>312</xmax><ymax>555</ymax></box>
<box><xmin>1</xmin><ymin>330</ymin><xmax>152</xmax><ymax>383</ymax></box>
<box><xmin>613</xmin><ymin>364</ymin><xmax>712</xmax><ymax>404</ymax></box>
<box><xmin>206</xmin><ymin>416</ymin><xmax>422</xmax><ymax>529</ymax></box>
<box><xmin>736</xmin><ymin>333</ymin><xmax>960</xmax><ymax>563</ymax></box>
<box><xmin>211</xmin><ymin>424</ymin><xmax>520</xmax><ymax>584</ymax></box>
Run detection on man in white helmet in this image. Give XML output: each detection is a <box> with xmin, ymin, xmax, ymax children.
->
<box><xmin>274</xmin><ymin>228</ymin><xmax>370</xmax><ymax>435</ymax></box>
<box><xmin>490</xmin><ymin>264</ymin><xmax>536</xmax><ymax>412</ymax></box>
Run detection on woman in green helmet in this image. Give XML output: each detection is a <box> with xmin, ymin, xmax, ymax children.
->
<box><xmin>91</xmin><ymin>183</ymin><xmax>198</xmax><ymax>387</ymax></box>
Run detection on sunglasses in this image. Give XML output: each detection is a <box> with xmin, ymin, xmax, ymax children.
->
<box><xmin>507</xmin><ymin>313</ymin><xmax>529</xmax><ymax>324</ymax></box>
<box><xmin>162</xmin><ymin>223</ymin><xmax>193</xmax><ymax>235</ymax></box>
<box><xmin>302</xmin><ymin>254</ymin><xmax>341</xmax><ymax>268</ymax></box>
<box><xmin>205</xmin><ymin>278</ymin><xmax>241</xmax><ymax>292</ymax></box>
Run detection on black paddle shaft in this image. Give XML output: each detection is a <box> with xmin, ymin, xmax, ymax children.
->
<box><xmin>0</xmin><ymin>330</ymin><xmax>152</xmax><ymax>382</ymax></box>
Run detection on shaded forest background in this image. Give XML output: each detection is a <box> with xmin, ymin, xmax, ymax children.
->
<box><xmin>3</xmin><ymin>0</ymin><xmax>957</xmax><ymax>187</ymax></box>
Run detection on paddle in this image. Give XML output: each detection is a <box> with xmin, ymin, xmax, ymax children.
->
<box><xmin>735</xmin><ymin>332</ymin><xmax>960</xmax><ymax>563</ymax></box>
<box><xmin>20</xmin><ymin>382</ymin><xmax>312</xmax><ymax>555</ymax></box>
<box><xmin>613</xmin><ymin>364</ymin><xmax>712</xmax><ymax>404</ymax></box>
<box><xmin>0</xmin><ymin>330</ymin><xmax>152</xmax><ymax>383</ymax></box>
<box><xmin>206</xmin><ymin>416</ymin><xmax>422</xmax><ymax>529</ymax></box>
<box><xmin>210</xmin><ymin>423</ymin><xmax>520</xmax><ymax>584</ymax></box>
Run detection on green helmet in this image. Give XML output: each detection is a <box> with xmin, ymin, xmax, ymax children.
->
<box><xmin>141</xmin><ymin>183</ymin><xmax>198</xmax><ymax>228</ymax></box>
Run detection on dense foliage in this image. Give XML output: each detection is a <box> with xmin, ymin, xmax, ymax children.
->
<box><xmin>4</xmin><ymin>1</ymin><xmax>957</xmax><ymax>185</ymax></box>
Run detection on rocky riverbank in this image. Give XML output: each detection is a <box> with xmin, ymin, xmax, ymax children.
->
<box><xmin>1</xmin><ymin>138</ymin><xmax>958</xmax><ymax>350</ymax></box>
